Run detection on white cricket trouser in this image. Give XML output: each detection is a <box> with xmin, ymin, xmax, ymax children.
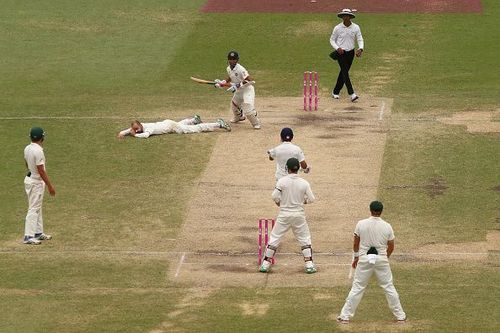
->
<box><xmin>231</xmin><ymin>85</ymin><xmax>255</xmax><ymax>114</ymax></box>
<box><xmin>269</xmin><ymin>211</ymin><xmax>311</xmax><ymax>247</ymax></box>
<box><xmin>339</xmin><ymin>255</ymin><xmax>406</xmax><ymax>320</ymax></box>
<box><xmin>174</xmin><ymin>118</ymin><xmax>218</xmax><ymax>134</ymax></box>
<box><xmin>24</xmin><ymin>177</ymin><xmax>45</xmax><ymax>237</ymax></box>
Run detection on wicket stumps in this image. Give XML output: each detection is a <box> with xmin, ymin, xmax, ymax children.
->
<box><xmin>258</xmin><ymin>218</ymin><xmax>276</xmax><ymax>265</ymax></box>
<box><xmin>303</xmin><ymin>71</ymin><xmax>319</xmax><ymax>111</ymax></box>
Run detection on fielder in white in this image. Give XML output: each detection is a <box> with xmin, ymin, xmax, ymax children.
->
<box><xmin>214</xmin><ymin>51</ymin><xmax>261</xmax><ymax>129</ymax></box>
<box><xmin>260</xmin><ymin>158</ymin><xmax>317</xmax><ymax>274</ymax></box>
<box><xmin>337</xmin><ymin>201</ymin><xmax>406</xmax><ymax>324</ymax></box>
<box><xmin>23</xmin><ymin>127</ymin><xmax>55</xmax><ymax>245</ymax></box>
<box><xmin>117</xmin><ymin>115</ymin><xmax>231</xmax><ymax>139</ymax></box>
<box><xmin>268</xmin><ymin>127</ymin><xmax>310</xmax><ymax>181</ymax></box>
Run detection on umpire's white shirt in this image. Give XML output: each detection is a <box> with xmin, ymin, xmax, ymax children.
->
<box><xmin>24</xmin><ymin>143</ymin><xmax>45</xmax><ymax>182</ymax></box>
<box><xmin>272</xmin><ymin>174</ymin><xmax>315</xmax><ymax>213</ymax></box>
<box><xmin>354</xmin><ymin>216</ymin><xmax>394</xmax><ymax>256</ymax></box>
<box><xmin>330</xmin><ymin>22</ymin><xmax>364</xmax><ymax>51</ymax></box>
<box><xmin>268</xmin><ymin>142</ymin><xmax>306</xmax><ymax>180</ymax></box>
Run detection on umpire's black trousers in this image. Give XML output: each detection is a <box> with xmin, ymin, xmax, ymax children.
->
<box><xmin>333</xmin><ymin>49</ymin><xmax>355</xmax><ymax>95</ymax></box>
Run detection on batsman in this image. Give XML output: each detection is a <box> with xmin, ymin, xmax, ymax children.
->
<box><xmin>214</xmin><ymin>51</ymin><xmax>261</xmax><ymax>129</ymax></box>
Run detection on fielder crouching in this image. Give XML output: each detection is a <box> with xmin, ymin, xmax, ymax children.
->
<box><xmin>259</xmin><ymin>157</ymin><xmax>317</xmax><ymax>274</ymax></box>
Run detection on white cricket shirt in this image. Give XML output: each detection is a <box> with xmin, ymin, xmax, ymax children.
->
<box><xmin>272</xmin><ymin>174</ymin><xmax>315</xmax><ymax>213</ymax></box>
<box><xmin>119</xmin><ymin>120</ymin><xmax>178</xmax><ymax>138</ymax></box>
<box><xmin>226</xmin><ymin>63</ymin><xmax>249</xmax><ymax>85</ymax></box>
<box><xmin>24</xmin><ymin>143</ymin><xmax>45</xmax><ymax>181</ymax></box>
<box><xmin>330</xmin><ymin>22</ymin><xmax>364</xmax><ymax>51</ymax></box>
<box><xmin>268</xmin><ymin>142</ymin><xmax>306</xmax><ymax>180</ymax></box>
<box><xmin>354</xmin><ymin>216</ymin><xmax>395</xmax><ymax>256</ymax></box>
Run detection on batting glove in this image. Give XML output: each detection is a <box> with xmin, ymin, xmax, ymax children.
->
<box><xmin>226</xmin><ymin>83</ymin><xmax>238</xmax><ymax>93</ymax></box>
<box><xmin>214</xmin><ymin>79</ymin><xmax>226</xmax><ymax>88</ymax></box>
<box><xmin>303</xmin><ymin>166</ymin><xmax>311</xmax><ymax>174</ymax></box>
<box><xmin>227</xmin><ymin>83</ymin><xmax>241</xmax><ymax>92</ymax></box>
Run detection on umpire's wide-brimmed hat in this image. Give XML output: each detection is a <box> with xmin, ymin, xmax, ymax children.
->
<box><xmin>337</xmin><ymin>8</ymin><xmax>356</xmax><ymax>18</ymax></box>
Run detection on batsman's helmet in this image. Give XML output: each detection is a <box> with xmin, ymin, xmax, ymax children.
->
<box><xmin>30</xmin><ymin>127</ymin><xmax>45</xmax><ymax>141</ymax></box>
<box><xmin>286</xmin><ymin>157</ymin><xmax>300</xmax><ymax>173</ymax></box>
<box><xmin>369</xmin><ymin>201</ymin><xmax>384</xmax><ymax>213</ymax></box>
<box><xmin>227</xmin><ymin>50</ymin><xmax>239</xmax><ymax>60</ymax></box>
<box><xmin>280</xmin><ymin>127</ymin><xmax>294</xmax><ymax>141</ymax></box>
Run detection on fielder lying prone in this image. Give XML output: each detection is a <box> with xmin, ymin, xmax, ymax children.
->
<box><xmin>117</xmin><ymin>115</ymin><xmax>231</xmax><ymax>139</ymax></box>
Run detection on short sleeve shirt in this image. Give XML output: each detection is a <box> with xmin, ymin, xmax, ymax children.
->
<box><xmin>272</xmin><ymin>174</ymin><xmax>315</xmax><ymax>213</ymax></box>
<box><xmin>268</xmin><ymin>142</ymin><xmax>306</xmax><ymax>180</ymax></box>
<box><xmin>24</xmin><ymin>143</ymin><xmax>45</xmax><ymax>181</ymax></box>
<box><xmin>354</xmin><ymin>216</ymin><xmax>395</xmax><ymax>256</ymax></box>
<box><xmin>226</xmin><ymin>63</ymin><xmax>249</xmax><ymax>84</ymax></box>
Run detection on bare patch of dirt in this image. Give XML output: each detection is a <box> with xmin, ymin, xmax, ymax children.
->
<box><xmin>150</xmin><ymin>287</ymin><xmax>217</xmax><ymax>333</ymax></box>
<box><xmin>240</xmin><ymin>302</ymin><xmax>269</xmax><ymax>316</ymax></box>
<box><xmin>438</xmin><ymin>110</ymin><xmax>500</xmax><ymax>133</ymax></box>
<box><xmin>290</xmin><ymin>21</ymin><xmax>332</xmax><ymax>37</ymax></box>
<box><xmin>113</xmin><ymin>9</ymin><xmax>198</xmax><ymax>25</ymax></box>
<box><xmin>385</xmin><ymin>177</ymin><xmax>448</xmax><ymax>198</ymax></box>
<box><xmin>24</xmin><ymin>20</ymin><xmax>104</xmax><ymax>33</ymax></box>
<box><xmin>424</xmin><ymin>177</ymin><xmax>448</xmax><ymax>198</ymax></box>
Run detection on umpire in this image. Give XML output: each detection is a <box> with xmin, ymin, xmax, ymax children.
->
<box><xmin>329</xmin><ymin>8</ymin><xmax>364</xmax><ymax>102</ymax></box>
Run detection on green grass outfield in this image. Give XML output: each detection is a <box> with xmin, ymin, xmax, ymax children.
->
<box><xmin>0</xmin><ymin>0</ymin><xmax>499</xmax><ymax>332</ymax></box>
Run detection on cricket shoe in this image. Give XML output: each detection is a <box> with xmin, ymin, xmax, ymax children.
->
<box><xmin>350</xmin><ymin>93</ymin><xmax>359</xmax><ymax>102</ymax></box>
<box><xmin>23</xmin><ymin>237</ymin><xmax>41</xmax><ymax>245</ymax></box>
<box><xmin>336</xmin><ymin>316</ymin><xmax>349</xmax><ymax>324</ymax></box>
<box><xmin>216</xmin><ymin>118</ymin><xmax>231</xmax><ymax>132</ymax></box>
<box><xmin>305</xmin><ymin>261</ymin><xmax>317</xmax><ymax>274</ymax></box>
<box><xmin>230</xmin><ymin>116</ymin><xmax>246</xmax><ymax>123</ymax></box>
<box><xmin>35</xmin><ymin>233</ymin><xmax>52</xmax><ymax>241</ymax></box>
<box><xmin>332</xmin><ymin>93</ymin><xmax>340</xmax><ymax>99</ymax></box>
<box><xmin>259</xmin><ymin>260</ymin><xmax>271</xmax><ymax>273</ymax></box>
<box><xmin>193</xmin><ymin>114</ymin><xmax>202</xmax><ymax>124</ymax></box>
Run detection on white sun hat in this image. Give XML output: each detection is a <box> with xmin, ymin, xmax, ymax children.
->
<box><xmin>337</xmin><ymin>8</ymin><xmax>357</xmax><ymax>18</ymax></box>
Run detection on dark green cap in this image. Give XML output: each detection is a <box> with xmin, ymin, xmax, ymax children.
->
<box><xmin>286</xmin><ymin>157</ymin><xmax>300</xmax><ymax>173</ymax></box>
<box><xmin>30</xmin><ymin>127</ymin><xmax>45</xmax><ymax>141</ymax></box>
<box><xmin>369</xmin><ymin>201</ymin><xmax>383</xmax><ymax>212</ymax></box>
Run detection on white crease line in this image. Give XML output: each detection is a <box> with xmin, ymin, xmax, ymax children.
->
<box><xmin>0</xmin><ymin>116</ymin><xmax>129</xmax><ymax>120</ymax></box>
<box><xmin>0</xmin><ymin>250</ymin><xmax>492</xmax><ymax>256</ymax></box>
<box><xmin>174</xmin><ymin>252</ymin><xmax>186</xmax><ymax>278</ymax></box>
<box><xmin>378</xmin><ymin>100</ymin><xmax>385</xmax><ymax>121</ymax></box>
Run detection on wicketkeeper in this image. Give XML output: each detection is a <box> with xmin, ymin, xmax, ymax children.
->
<box><xmin>260</xmin><ymin>158</ymin><xmax>317</xmax><ymax>274</ymax></box>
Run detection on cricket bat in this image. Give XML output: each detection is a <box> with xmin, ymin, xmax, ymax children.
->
<box><xmin>190</xmin><ymin>76</ymin><xmax>215</xmax><ymax>85</ymax></box>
